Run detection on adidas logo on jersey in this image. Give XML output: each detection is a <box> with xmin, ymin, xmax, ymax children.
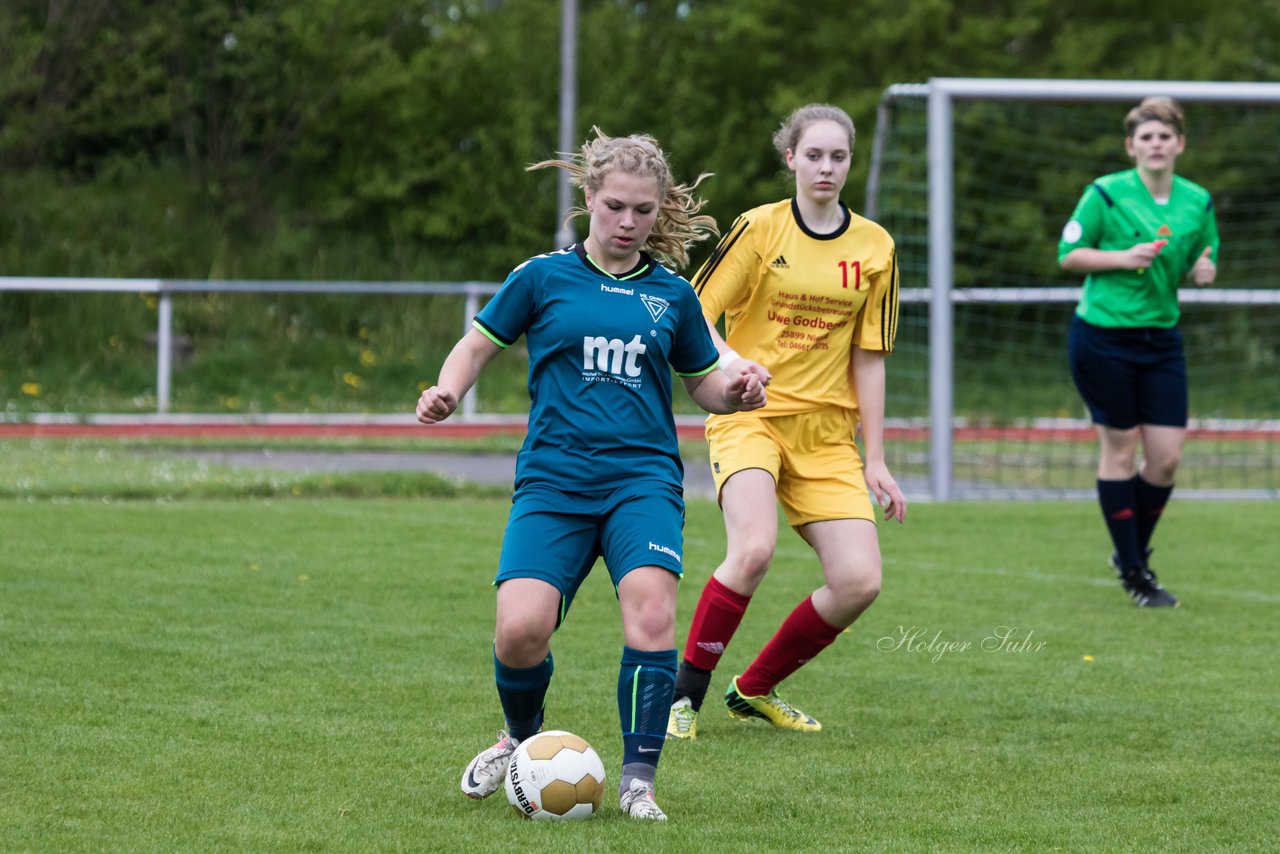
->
<box><xmin>770</xmin><ymin>255</ymin><xmax>790</xmax><ymax>269</ymax></box>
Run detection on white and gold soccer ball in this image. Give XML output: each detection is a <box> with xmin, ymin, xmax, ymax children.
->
<box><xmin>505</xmin><ymin>730</ymin><xmax>606</xmax><ymax>821</ymax></box>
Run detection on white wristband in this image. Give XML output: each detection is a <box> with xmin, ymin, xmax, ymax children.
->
<box><xmin>718</xmin><ymin>349</ymin><xmax>741</xmax><ymax>370</ymax></box>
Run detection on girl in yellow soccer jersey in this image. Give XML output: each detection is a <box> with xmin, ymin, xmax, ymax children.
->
<box><xmin>1059</xmin><ymin>96</ymin><xmax>1218</xmax><ymax>608</ymax></box>
<box><xmin>667</xmin><ymin>103</ymin><xmax>906</xmax><ymax>740</ymax></box>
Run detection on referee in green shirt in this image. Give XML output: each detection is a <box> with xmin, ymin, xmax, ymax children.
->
<box><xmin>1058</xmin><ymin>96</ymin><xmax>1219</xmax><ymax>608</ymax></box>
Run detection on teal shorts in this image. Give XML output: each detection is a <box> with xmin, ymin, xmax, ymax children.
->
<box><xmin>495</xmin><ymin>479</ymin><xmax>685</xmax><ymax>626</ymax></box>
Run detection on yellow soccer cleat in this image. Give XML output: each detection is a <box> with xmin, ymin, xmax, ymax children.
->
<box><xmin>724</xmin><ymin>675</ymin><xmax>822</xmax><ymax>732</ymax></box>
<box><xmin>666</xmin><ymin>697</ymin><xmax>699</xmax><ymax>740</ymax></box>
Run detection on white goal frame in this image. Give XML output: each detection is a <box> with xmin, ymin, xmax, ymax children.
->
<box><xmin>868</xmin><ymin>78</ymin><xmax>1280</xmax><ymax>500</ymax></box>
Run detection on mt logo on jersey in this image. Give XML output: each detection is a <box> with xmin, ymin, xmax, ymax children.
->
<box><xmin>583</xmin><ymin>334</ymin><xmax>647</xmax><ymax>378</ymax></box>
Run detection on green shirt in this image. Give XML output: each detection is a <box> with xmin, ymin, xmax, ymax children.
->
<box><xmin>1058</xmin><ymin>169</ymin><xmax>1219</xmax><ymax>328</ymax></box>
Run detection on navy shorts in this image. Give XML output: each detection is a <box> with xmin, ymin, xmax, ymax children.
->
<box><xmin>1067</xmin><ymin>315</ymin><xmax>1188</xmax><ymax>430</ymax></box>
<box><xmin>495</xmin><ymin>479</ymin><xmax>685</xmax><ymax>627</ymax></box>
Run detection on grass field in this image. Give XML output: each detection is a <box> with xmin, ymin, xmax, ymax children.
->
<box><xmin>0</xmin><ymin>439</ymin><xmax>506</xmax><ymax>501</ymax></box>
<box><xmin>2</xmin><ymin>442</ymin><xmax>1277</xmax><ymax>852</ymax></box>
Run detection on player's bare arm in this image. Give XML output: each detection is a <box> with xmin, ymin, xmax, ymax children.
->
<box><xmin>1060</xmin><ymin>242</ymin><xmax>1167</xmax><ymax>273</ymax></box>
<box><xmin>851</xmin><ymin>347</ymin><xmax>906</xmax><ymax>523</ymax></box>
<box><xmin>722</xmin><ymin>356</ymin><xmax>772</xmax><ymax>388</ymax></box>
<box><xmin>416</xmin><ymin>329</ymin><xmax>502</xmax><ymax>424</ymax></box>
<box><xmin>682</xmin><ymin>369</ymin><xmax>766</xmax><ymax>414</ymax></box>
<box><xmin>1190</xmin><ymin>246</ymin><xmax>1216</xmax><ymax>286</ymax></box>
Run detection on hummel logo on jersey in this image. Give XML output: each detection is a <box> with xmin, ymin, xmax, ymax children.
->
<box><xmin>640</xmin><ymin>293</ymin><xmax>670</xmax><ymax>322</ymax></box>
<box><xmin>770</xmin><ymin>255</ymin><xmax>789</xmax><ymax>269</ymax></box>
<box><xmin>696</xmin><ymin>641</ymin><xmax>725</xmax><ymax>655</ymax></box>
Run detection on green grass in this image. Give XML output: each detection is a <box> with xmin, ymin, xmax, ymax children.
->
<box><xmin>2</xmin><ymin>451</ymin><xmax>1277</xmax><ymax>851</ymax></box>
<box><xmin>0</xmin><ymin>440</ymin><xmax>505</xmax><ymax>500</ymax></box>
<box><xmin>4</xmin><ymin>433</ymin><xmax>531</xmax><ymax>454</ymax></box>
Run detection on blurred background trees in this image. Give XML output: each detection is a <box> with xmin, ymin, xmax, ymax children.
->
<box><xmin>4</xmin><ymin>0</ymin><xmax>1276</xmax><ymax>280</ymax></box>
<box><xmin>1</xmin><ymin>0</ymin><xmax>1277</xmax><ymax>413</ymax></box>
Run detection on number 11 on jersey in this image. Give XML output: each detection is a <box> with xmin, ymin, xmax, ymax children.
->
<box><xmin>839</xmin><ymin>260</ymin><xmax>861</xmax><ymax>290</ymax></box>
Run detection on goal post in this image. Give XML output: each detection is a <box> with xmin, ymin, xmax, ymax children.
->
<box><xmin>867</xmin><ymin>78</ymin><xmax>1280</xmax><ymax>500</ymax></box>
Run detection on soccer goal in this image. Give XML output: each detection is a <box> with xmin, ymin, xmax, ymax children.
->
<box><xmin>866</xmin><ymin>78</ymin><xmax>1280</xmax><ymax>500</ymax></box>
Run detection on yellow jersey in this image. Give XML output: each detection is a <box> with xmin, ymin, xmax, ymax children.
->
<box><xmin>692</xmin><ymin>198</ymin><xmax>899</xmax><ymax>416</ymax></box>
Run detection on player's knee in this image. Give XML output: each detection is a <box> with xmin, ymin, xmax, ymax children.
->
<box><xmin>847</xmin><ymin>575</ymin><xmax>881</xmax><ymax>609</ymax></box>
<box><xmin>1102</xmin><ymin>447</ymin><xmax>1138</xmax><ymax>473</ymax></box>
<box><xmin>1147</xmin><ymin>449</ymin><xmax>1181</xmax><ymax>482</ymax></box>
<box><xmin>724</xmin><ymin>538</ymin><xmax>774</xmax><ymax>584</ymax></box>
<box><xmin>622</xmin><ymin>598</ymin><xmax>674</xmax><ymax>647</ymax></box>
<box><xmin>829</xmin><ymin>562</ymin><xmax>881</xmax><ymax>609</ymax></box>
<box><xmin>637</xmin><ymin>609</ymin><xmax>675</xmax><ymax>645</ymax></box>
<box><xmin>494</xmin><ymin>613</ymin><xmax>554</xmax><ymax>661</ymax></box>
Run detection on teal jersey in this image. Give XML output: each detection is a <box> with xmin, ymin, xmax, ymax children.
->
<box><xmin>475</xmin><ymin>243</ymin><xmax>718</xmax><ymax>492</ymax></box>
<box><xmin>1058</xmin><ymin>169</ymin><xmax>1219</xmax><ymax>328</ymax></box>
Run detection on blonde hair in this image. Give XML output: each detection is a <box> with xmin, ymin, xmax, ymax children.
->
<box><xmin>528</xmin><ymin>127</ymin><xmax>717</xmax><ymax>269</ymax></box>
<box><xmin>1125</xmin><ymin>96</ymin><xmax>1185</xmax><ymax>137</ymax></box>
<box><xmin>772</xmin><ymin>103</ymin><xmax>856</xmax><ymax>162</ymax></box>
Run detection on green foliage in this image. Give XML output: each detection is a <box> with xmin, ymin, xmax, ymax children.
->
<box><xmin>2</xmin><ymin>0</ymin><xmax>1279</xmax><ymax>413</ymax></box>
<box><xmin>6</xmin><ymin>0</ymin><xmax>1276</xmax><ymax>275</ymax></box>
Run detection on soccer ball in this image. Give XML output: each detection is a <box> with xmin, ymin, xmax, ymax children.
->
<box><xmin>505</xmin><ymin>730</ymin><xmax>606</xmax><ymax>821</ymax></box>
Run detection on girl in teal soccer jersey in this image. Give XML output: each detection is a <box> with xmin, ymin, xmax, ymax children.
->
<box><xmin>1058</xmin><ymin>96</ymin><xmax>1219</xmax><ymax>607</ymax></box>
<box><xmin>416</xmin><ymin>128</ymin><xmax>766</xmax><ymax>820</ymax></box>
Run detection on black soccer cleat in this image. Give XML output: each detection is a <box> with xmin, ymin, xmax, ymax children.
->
<box><xmin>1109</xmin><ymin>552</ymin><xmax>1179</xmax><ymax>608</ymax></box>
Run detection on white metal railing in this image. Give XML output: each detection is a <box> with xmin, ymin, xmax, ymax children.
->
<box><xmin>0</xmin><ymin>277</ymin><xmax>500</xmax><ymax>417</ymax></box>
<box><xmin>9</xmin><ymin>277</ymin><xmax>1278</xmax><ymax>422</ymax></box>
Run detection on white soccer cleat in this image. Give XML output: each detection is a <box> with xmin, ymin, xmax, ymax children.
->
<box><xmin>460</xmin><ymin>730</ymin><xmax>518</xmax><ymax>799</ymax></box>
<box><xmin>619</xmin><ymin>778</ymin><xmax>668</xmax><ymax>820</ymax></box>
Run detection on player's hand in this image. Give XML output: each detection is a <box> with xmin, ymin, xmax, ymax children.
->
<box><xmin>865</xmin><ymin>460</ymin><xmax>906</xmax><ymax>524</ymax></box>
<box><xmin>1125</xmin><ymin>239</ymin><xmax>1167</xmax><ymax>271</ymax></box>
<box><xmin>416</xmin><ymin>386</ymin><xmax>458</xmax><ymax>424</ymax></box>
<box><xmin>722</xmin><ymin>355</ymin><xmax>772</xmax><ymax>387</ymax></box>
<box><xmin>1190</xmin><ymin>246</ymin><xmax>1216</xmax><ymax>287</ymax></box>
<box><xmin>725</xmin><ymin>372</ymin><xmax>766</xmax><ymax>412</ymax></box>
